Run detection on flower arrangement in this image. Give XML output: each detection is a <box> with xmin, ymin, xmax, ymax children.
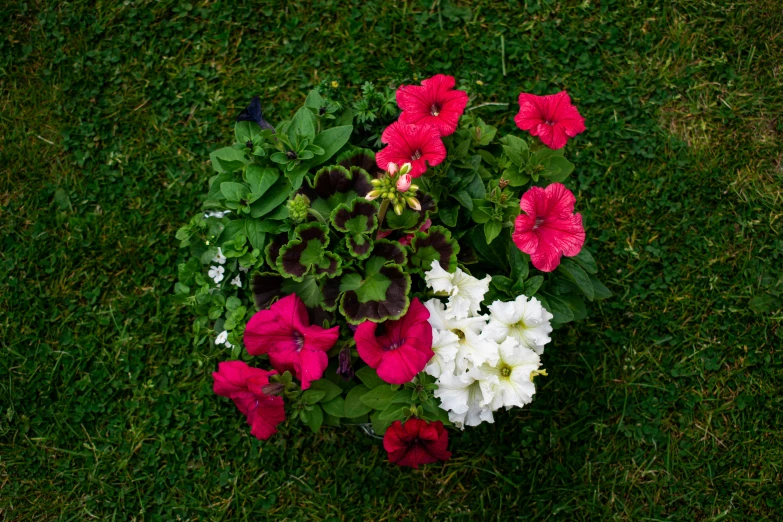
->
<box><xmin>174</xmin><ymin>75</ymin><xmax>610</xmax><ymax>468</ymax></box>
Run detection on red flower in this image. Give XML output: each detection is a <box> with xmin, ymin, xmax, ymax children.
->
<box><xmin>512</xmin><ymin>183</ymin><xmax>585</xmax><ymax>272</ymax></box>
<box><xmin>354</xmin><ymin>298</ymin><xmax>434</xmax><ymax>384</ymax></box>
<box><xmin>212</xmin><ymin>361</ymin><xmax>286</xmax><ymax>440</ymax></box>
<box><xmin>514</xmin><ymin>91</ymin><xmax>585</xmax><ymax>150</ymax></box>
<box><xmin>244</xmin><ymin>294</ymin><xmax>339</xmax><ymax>390</ymax></box>
<box><xmin>396</xmin><ymin>74</ymin><xmax>468</xmax><ymax>137</ymax></box>
<box><xmin>375</xmin><ymin>122</ymin><xmax>446</xmax><ymax>178</ymax></box>
<box><xmin>383</xmin><ymin>418</ymin><xmax>451</xmax><ymax>468</ymax></box>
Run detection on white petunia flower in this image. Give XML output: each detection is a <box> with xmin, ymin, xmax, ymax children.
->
<box><xmin>230</xmin><ymin>275</ymin><xmax>242</xmax><ymax>287</ymax></box>
<box><xmin>424</xmin><ymin>261</ymin><xmax>491</xmax><ymax>319</ymax></box>
<box><xmin>212</xmin><ymin>248</ymin><xmax>227</xmax><ymax>265</ymax></box>
<box><xmin>480</xmin><ymin>337</ymin><xmax>540</xmax><ymax>410</ymax></box>
<box><xmin>424</xmin><ymin>299</ymin><xmax>499</xmax><ymax>372</ymax></box>
<box><xmin>424</xmin><ymin>261</ymin><xmax>453</xmax><ymax>294</ymax></box>
<box><xmin>208</xmin><ymin>265</ymin><xmax>225</xmax><ymax>284</ymax></box>
<box><xmin>434</xmin><ymin>368</ymin><xmax>497</xmax><ymax>429</ymax></box>
<box><xmin>424</xmin><ymin>328</ymin><xmax>459</xmax><ymax>378</ymax></box>
<box><xmin>215</xmin><ymin>330</ymin><xmax>228</xmax><ymax>344</ymax></box>
<box><xmin>483</xmin><ymin>295</ymin><xmax>553</xmax><ymax>354</ymax></box>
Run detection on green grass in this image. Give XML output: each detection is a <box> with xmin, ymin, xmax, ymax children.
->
<box><xmin>2</xmin><ymin>0</ymin><xmax>782</xmax><ymax>519</ymax></box>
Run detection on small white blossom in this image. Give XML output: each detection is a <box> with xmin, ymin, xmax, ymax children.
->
<box><xmin>424</xmin><ymin>261</ymin><xmax>491</xmax><ymax>319</ymax></box>
<box><xmin>215</xmin><ymin>330</ymin><xmax>232</xmax><ymax>347</ymax></box>
<box><xmin>238</xmin><ymin>265</ymin><xmax>250</xmax><ymax>273</ymax></box>
<box><xmin>212</xmin><ymin>248</ymin><xmax>227</xmax><ymax>265</ymax></box>
<box><xmin>480</xmin><ymin>337</ymin><xmax>540</xmax><ymax>410</ymax></box>
<box><xmin>434</xmin><ymin>368</ymin><xmax>497</xmax><ymax>429</ymax></box>
<box><xmin>424</xmin><ymin>329</ymin><xmax>459</xmax><ymax>378</ymax></box>
<box><xmin>483</xmin><ymin>295</ymin><xmax>553</xmax><ymax>354</ymax></box>
<box><xmin>230</xmin><ymin>275</ymin><xmax>242</xmax><ymax>287</ymax></box>
<box><xmin>208</xmin><ymin>265</ymin><xmax>225</xmax><ymax>284</ymax></box>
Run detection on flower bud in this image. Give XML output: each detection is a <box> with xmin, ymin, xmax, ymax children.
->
<box><xmin>393</xmin><ymin>202</ymin><xmax>404</xmax><ymax>216</ymax></box>
<box><xmin>396</xmin><ymin>174</ymin><xmax>412</xmax><ymax>192</ymax></box>
<box><xmin>399</xmin><ymin>163</ymin><xmax>412</xmax><ymax>176</ymax></box>
<box><xmin>370</xmin><ymin>178</ymin><xmax>382</xmax><ymax>187</ymax></box>
<box><xmin>405</xmin><ymin>196</ymin><xmax>421</xmax><ymax>211</ymax></box>
<box><xmin>408</xmin><ymin>184</ymin><xmax>419</xmax><ymax>193</ymax></box>
<box><xmin>365</xmin><ymin>190</ymin><xmax>382</xmax><ymax>201</ymax></box>
<box><xmin>387</xmin><ymin>162</ymin><xmax>399</xmax><ymax>176</ymax></box>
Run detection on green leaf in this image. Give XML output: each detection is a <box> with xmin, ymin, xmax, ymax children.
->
<box><xmin>541</xmin><ymin>156</ymin><xmax>575</xmax><ymax>182</ymax></box>
<box><xmin>209</xmin><ymin>147</ymin><xmax>249</xmax><ymax>173</ymax></box>
<box><xmin>470</xmin><ymin>201</ymin><xmax>493</xmax><ymax>224</ymax></box>
<box><xmin>244</xmin><ymin>221</ymin><xmax>266</xmax><ymax>250</ymax></box>
<box><xmin>305</xmin><ymin>404</ymin><xmax>324</xmax><ymax>433</ymax></box>
<box><xmin>439</xmin><ymin>205</ymin><xmax>459</xmax><ymax>227</ymax></box>
<box><xmin>305</xmin><ymin>89</ymin><xmax>326</xmax><ymax>109</ymax></box>
<box><xmin>476</xmin><ymin>149</ymin><xmax>498</xmax><ymax>167</ymax></box>
<box><xmin>308</xmin><ymin>379</ymin><xmax>343</xmax><ymax>402</ymax></box>
<box><xmin>484</xmin><ymin>220</ymin><xmax>502</xmax><ymax>244</ymax></box>
<box><xmin>573</xmin><ymin>249</ymin><xmax>598</xmax><ymax>274</ymax></box>
<box><xmin>359</xmin><ymin>385</ymin><xmax>397</xmax><ymax>410</ymax></box>
<box><xmin>344</xmin><ymin>384</ymin><xmax>373</xmax><ymax>417</ymax></box>
<box><xmin>503</xmin><ymin>165</ymin><xmax>531</xmax><ymax>187</ymax></box>
<box><xmin>370</xmin><ymin>410</ymin><xmax>394</xmax><ymax>436</ymax></box>
<box><xmin>235</xmin><ymin>121</ymin><xmax>261</xmax><ymax>144</ymax></box>
<box><xmin>301</xmin><ymin>389</ymin><xmax>327</xmax><ymax>405</ymax></box>
<box><xmin>378</xmin><ymin>405</ymin><xmax>406</xmax><ymax>421</ymax></box>
<box><xmin>245</xmin><ymin>165</ymin><xmax>280</xmax><ymax>196</ymax></box>
<box><xmin>500</xmin><ymin>134</ymin><xmax>529</xmax><ymax>166</ymax></box>
<box><xmin>309</xmin><ymin>125</ymin><xmax>353</xmax><ymax>166</ymax></box>
<box><xmin>452</xmin><ymin>190</ymin><xmax>473</xmax><ymax>211</ymax></box>
<box><xmin>220</xmin><ymin>182</ymin><xmax>249</xmax><ymax>202</ymax></box>
<box><xmin>542</xmin><ymin>293</ymin><xmax>575</xmax><ymax>323</ymax></box>
<box><xmin>557</xmin><ymin>258</ymin><xmax>595</xmax><ymax>301</ymax></box>
<box><xmin>288</xmin><ymin>106</ymin><xmax>316</xmax><ymax>143</ymax></box>
<box><xmin>356</xmin><ymin>366</ymin><xmax>386</xmax><ymax>389</ymax></box>
<box><xmin>409</xmin><ymin>226</ymin><xmax>460</xmax><ymax>274</ymax></box>
<box><xmin>249</xmin><ymin>177</ymin><xmax>292</xmax><ymax>218</ymax></box>
<box><xmin>589</xmin><ymin>275</ymin><xmax>612</xmax><ymax>300</ymax></box>
<box><xmin>508</xmin><ymin>248</ymin><xmax>529</xmax><ymax>282</ymax></box>
<box><xmin>749</xmin><ymin>294</ymin><xmax>781</xmax><ymax>314</ymax></box>
<box><xmin>321</xmin><ymin>396</ymin><xmax>345</xmax><ymax>417</ymax></box>
<box><xmin>523</xmin><ymin>275</ymin><xmax>544</xmax><ymax>296</ymax></box>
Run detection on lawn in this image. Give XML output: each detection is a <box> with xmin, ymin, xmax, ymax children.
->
<box><xmin>2</xmin><ymin>0</ymin><xmax>782</xmax><ymax>519</ymax></box>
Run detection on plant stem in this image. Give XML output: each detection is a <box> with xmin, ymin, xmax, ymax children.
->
<box><xmin>307</xmin><ymin>208</ymin><xmax>327</xmax><ymax>224</ymax></box>
<box><xmin>375</xmin><ymin>199</ymin><xmax>390</xmax><ymax>239</ymax></box>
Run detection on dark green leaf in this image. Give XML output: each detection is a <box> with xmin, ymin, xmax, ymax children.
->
<box><xmin>558</xmin><ymin>259</ymin><xmax>595</xmax><ymax>301</ymax></box>
<box><xmin>308</xmin><ymin>379</ymin><xmax>343</xmax><ymax>402</ymax></box>
<box><xmin>344</xmin><ymin>384</ymin><xmax>373</xmax><ymax>417</ymax></box>
<box><xmin>359</xmin><ymin>385</ymin><xmax>397</xmax><ymax>410</ymax></box>
<box><xmin>321</xmin><ymin>396</ymin><xmax>345</xmax><ymax>417</ymax></box>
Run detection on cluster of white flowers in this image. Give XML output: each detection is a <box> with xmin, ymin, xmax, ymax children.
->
<box><xmin>204</xmin><ymin>210</ymin><xmax>231</xmax><ymax>219</ymax></box>
<box><xmin>424</xmin><ymin>261</ymin><xmax>553</xmax><ymax>429</ymax></box>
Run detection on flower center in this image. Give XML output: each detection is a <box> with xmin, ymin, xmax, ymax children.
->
<box><xmin>500</xmin><ymin>365</ymin><xmax>512</xmax><ymax>377</ymax></box>
<box><xmin>293</xmin><ymin>331</ymin><xmax>305</xmax><ymax>352</ymax></box>
<box><xmin>532</xmin><ymin>217</ymin><xmax>545</xmax><ymax>230</ymax></box>
<box><xmin>545</xmin><ymin>120</ymin><xmax>554</xmax><ymax>126</ymax></box>
<box><xmin>385</xmin><ymin>338</ymin><xmax>406</xmax><ymax>351</ymax></box>
<box><xmin>430</xmin><ymin>102</ymin><xmax>442</xmax><ymax>116</ymax></box>
<box><xmin>454</xmin><ymin>329</ymin><xmax>465</xmax><ymax>341</ymax></box>
<box><xmin>411</xmin><ymin>149</ymin><xmax>423</xmax><ymax>161</ymax></box>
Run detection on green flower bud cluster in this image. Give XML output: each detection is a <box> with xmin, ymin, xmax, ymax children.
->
<box><xmin>287</xmin><ymin>194</ymin><xmax>311</xmax><ymax>223</ymax></box>
<box><xmin>365</xmin><ymin>162</ymin><xmax>422</xmax><ymax>216</ymax></box>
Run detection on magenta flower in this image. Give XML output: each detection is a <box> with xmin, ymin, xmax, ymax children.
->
<box><xmin>383</xmin><ymin>418</ymin><xmax>451</xmax><ymax>468</ymax></box>
<box><xmin>244</xmin><ymin>294</ymin><xmax>339</xmax><ymax>390</ymax></box>
<box><xmin>396</xmin><ymin>74</ymin><xmax>469</xmax><ymax>137</ymax></box>
<box><xmin>512</xmin><ymin>183</ymin><xmax>585</xmax><ymax>272</ymax></box>
<box><xmin>375</xmin><ymin>122</ymin><xmax>446</xmax><ymax>178</ymax></box>
<box><xmin>212</xmin><ymin>361</ymin><xmax>286</xmax><ymax>440</ymax></box>
<box><xmin>514</xmin><ymin>91</ymin><xmax>586</xmax><ymax>150</ymax></box>
<box><xmin>354</xmin><ymin>298</ymin><xmax>434</xmax><ymax>384</ymax></box>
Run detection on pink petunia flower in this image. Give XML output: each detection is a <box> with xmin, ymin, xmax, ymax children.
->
<box><xmin>375</xmin><ymin>122</ymin><xmax>446</xmax><ymax>178</ymax></box>
<box><xmin>383</xmin><ymin>418</ymin><xmax>451</xmax><ymax>468</ymax></box>
<box><xmin>212</xmin><ymin>361</ymin><xmax>286</xmax><ymax>440</ymax></box>
<box><xmin>244</xmin><ymin>294</ymin><xmax>339</xmax><ymax>390</ymax></box>
<box><xmin>514</xmin><ymin>91</ymin><xmax>586</xmax><ymax>150</ymax></box>
<box><xmin>354</xmin><ymin>298</ymin><xmax>434</xmax><ymax>384</ymax></box>
<box><xmin>512</xmin><ymin>183</ymin><xmax>585</xmax><ymax>272</ymax></box>
<box><xmin>396</xmin><ymin>74</ymin><xmax>469</xmax><ymax>137</ymax></box>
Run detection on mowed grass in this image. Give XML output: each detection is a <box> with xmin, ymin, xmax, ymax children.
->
<box><xmin>1</xmin><ymin>1</ymin><xmax>782</xmax><ymax>520</ymax></box>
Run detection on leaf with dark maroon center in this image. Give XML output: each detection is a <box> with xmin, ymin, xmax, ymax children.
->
<box><xmin>276</xmin><ymin>222</ymin><xmax>341</xmax><ymax>282</ymax></box>
<box><xmin>337</xmin><ymin>148</ymin><xmax>378</xmax><ymax>175</ymax></box>
<box><xmin>335</xmin><ymin>254</ymin><xmax>411</xmax><ymax>324</ymax></box>
<box><xmin>299</xmin><ymin>165</ymin><xmax>373</xmax><ymax>218</ymax></box>
<box><xmin>331</xmin><ymin>199</ymin><xmax>379</xmax><ymax>259</ymax></box>
<box><xmin>371</xmin><ymin>239</ymin><xmax>407</xmax><ymax>266</ymax></box>
<box><xmin>264</xmin><ymin>235</ymin><xmax>287</xmax><ymax>267</ymax></box>
<box><xmin>408</xmin><ymin>225</ymin><xmax>460</xmax><ymax>274</ymax></box>
<box><xmin>252</xmin><ymin>272</ymin><xmax>333</xmax><ymax>318</ymax></box>
<box><xmin>384</xmin><ymin>191</ymin><xmax>436</xmax><ymax>232</ymax></box>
